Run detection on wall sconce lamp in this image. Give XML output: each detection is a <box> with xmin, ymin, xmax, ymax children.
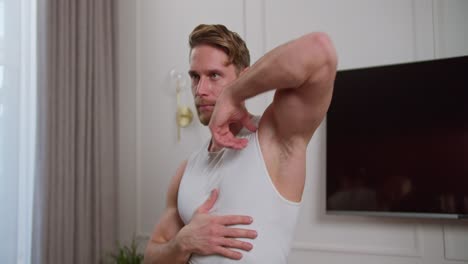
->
<box><xmin>170</xmin><ymin>69</ymin><xmax>193</xmax><ymax>141</ymax></box>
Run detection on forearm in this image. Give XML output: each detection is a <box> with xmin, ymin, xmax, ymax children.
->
<box><xmin>228</xmin><ymin>32</ymin><xmax>337</xmax><ymax>102</ymax></box>
<box><xmin>144</xmin><ymin>238</ymin><xmax>190</xmax><ymax>264</ymax></box>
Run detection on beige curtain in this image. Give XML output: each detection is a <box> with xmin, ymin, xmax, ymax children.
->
<box><xmin>34</xmin><ymin>0</ymin><xmax>119</xmax><ymax>263</ymax></box>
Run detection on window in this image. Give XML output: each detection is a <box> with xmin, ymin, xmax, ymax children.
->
<box><xmin>0</xmin><ymin>0</ymin><xmax>37</xmax><ymax>263</ymax></box>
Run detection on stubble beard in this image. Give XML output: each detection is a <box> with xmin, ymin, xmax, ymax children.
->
<box><xmin>197</xmin><ymin>111</ymin><xmax>211</xmax><ymax>126</ymax></box>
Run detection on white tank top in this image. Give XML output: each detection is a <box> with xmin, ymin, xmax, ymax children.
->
<box><xmin>177</xmin><ymin>119</ymin><xmax>301</xmax><ymax>264</ymax></box>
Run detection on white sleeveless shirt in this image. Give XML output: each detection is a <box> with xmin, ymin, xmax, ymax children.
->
<box><xmin>177</xmin><ymin>119</ymin><xmax>301</xmax><ymax>264</ymax></box>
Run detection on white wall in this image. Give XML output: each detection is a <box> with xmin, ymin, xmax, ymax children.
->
<box><xmin>117</xmin><ymin>1</ymin><xmax>468</xmax><ymax>263</ymax></box>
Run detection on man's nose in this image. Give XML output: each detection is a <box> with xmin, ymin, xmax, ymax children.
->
<box><xmin>195</xmin><ymin>76</ymin><xmax>210</xmax><ymax>96</ymax></box>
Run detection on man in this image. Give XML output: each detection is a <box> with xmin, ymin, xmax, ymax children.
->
<box><xmin>144</xmin><ymin>24</ymin><xmax>337</xmax><ymax>263</ymax></box>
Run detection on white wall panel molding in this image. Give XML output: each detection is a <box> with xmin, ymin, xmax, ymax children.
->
<box><xmin>432</xmin><ymin>0</ymin><xmax>468</xmax><ymax>58</ymax></box>
<box><xmin>264</xmin><ymin>0</ymin><xmax>422</xmax><ymax>71</ymax></box>
<box><xmin>291</xmin><ymin>224</ymin><xmax>424</xmax><ymax>258</ymax></box>
<box><xmin>291</xmin><ymin>242</ymin><xmax>422</xmax><ymax>258</ymax></box>
<box><xmin>411</xmin><ymin>0</ymin><xmax>435</xmax><ymax>61</ymax></box>
<box><xmin>432</xmin><ymin>0</ymin><xmax>443</xmax><ymax>58</ymax></box>
<box><xmin>135</xmin><ymin>0</ymin><xmax>144</xmax><ymax>238</ymax></box>
<box><xmin>443</xmin><ymin>224</ymin><xmax>468</xmax><ymax>262</ymax></box>
<box><xmin>243</xmin><ymin>0</ymin><xmax>272</xmax><ymax>114</ymax></box>
<box><xmin>243</xmin><ymin>0</ymin><xmax>266</xmax><ymax>61</ymax></box>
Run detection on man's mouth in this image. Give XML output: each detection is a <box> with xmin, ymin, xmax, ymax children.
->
<box><xmin>197</xmin><ymin>104</ymin><xmax>215</xmax><ymax>112</ymax></box>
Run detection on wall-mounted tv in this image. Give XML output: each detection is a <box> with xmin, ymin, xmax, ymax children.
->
<box><xmin>326</xmin><ymin>56</ymin><xmax>468</xmax><ymax>219</ymax></box>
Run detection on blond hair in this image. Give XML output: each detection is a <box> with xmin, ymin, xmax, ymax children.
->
<box><xmin>189</xmin><ymin>24</ymin><xmax>250</xmax><ymax>72</ymax></box>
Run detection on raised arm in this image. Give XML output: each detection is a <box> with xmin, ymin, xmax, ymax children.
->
<box><xmin>144</xmin><ymin>161</ymin><xmax>258</xmax><ymax>264</ymax></box>
<box><xmin>209</xmin><ymin>32</ymin><xmax>337</xmax><ymax>149</ymax></box>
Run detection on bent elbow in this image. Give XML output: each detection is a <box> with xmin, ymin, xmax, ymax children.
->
<box><xmin>303</xmin><ymin>32</ymin><xmax>338</xmax><ymax>70</ymax></box>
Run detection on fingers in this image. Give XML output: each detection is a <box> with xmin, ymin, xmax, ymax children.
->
<box><xmin>211</xmin><ymin>125</ymin><xmax>248</xmax><ymax>150</ymax></box>
<box><xmin>220</xmin><ymin>238</ymin><xmax>253</xmax><ymax>251</ymax></box>
<box><xmin>222</xmin><ymin>227</ymin><xmax>258</xmax><ymax>239</ymax></box>
<box><xmin>212</xmin><ymin>238</ymin><xmax>253</xmax><ymax>260</ymax></box>
<box><xmin>209</xmin><ymin>113</ymin><xmax>255</xmax><ymax>150</ymax></box>
<box><xmin>214</xmin><ymin>134</ymin><xmax>248</xmax><ymax>150</ymax></box>
<box><xmin>217</xmin><ymin>215</ymin><xmax>253</xmax><ymax>226</ymax></box>
<box><xmin>242</xmin><ymin>115</ymin><xmax>258</xmax><ymax>132</ymax></box>
<box><xmin>196</xmin><ymin>189</ymin><xmax>219</xmax><ymax>213</ymax></box>
<box><xmin>213</xmin><ymin>246</ymin><xmax>243</xmax><ymax>260</ymax></box>
<box><xmin>215</xmin><ymin>215</ymin><xmax>258</xmax><ymax>238</ymax></box>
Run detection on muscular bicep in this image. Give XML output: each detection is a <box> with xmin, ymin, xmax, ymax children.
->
<box><xmin>268</xmin><ymin>34</ymin><xmax>337</xmax><ymax>144</ymax></box>
<box><xmin>149</xmin><ymin>160</ymin><xmax>187</xmax><ymax>244</ymax></box>
<box><xmin>271</xmin><ymin>76</ymin><xmax>334</xmax><ymax>143</ymax></box>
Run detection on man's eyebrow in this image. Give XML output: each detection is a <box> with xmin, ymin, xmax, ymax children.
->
<box><xmin>208</xmin><ymin>69</ymin><xmax>222</xmax><ymax>74</ymax></box>
<box><xmin>188</xmin><ymin>70</ymin><xmax>198</xmax><ymax>76</ymax></box>
<box><xmin>188</xmin><ymin>69</ymin><xmax>223</xmax><ymax>76</ymax></box>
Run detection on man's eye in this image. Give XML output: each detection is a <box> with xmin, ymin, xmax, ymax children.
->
<box><xmin>211</xmin><ymin>73</ymin><xmax>220</xmax><ymax>79</ymax></box>
<box><xmin>190</xmin><ymin>75</ymin><xmax>200</xmax><ymax>82</ymax></box>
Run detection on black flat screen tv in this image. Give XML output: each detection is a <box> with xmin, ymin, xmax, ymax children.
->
<box><xmin>326</xmin><ymin>56</ymin><xmax>468</xmax><ymax>219</ymax></box>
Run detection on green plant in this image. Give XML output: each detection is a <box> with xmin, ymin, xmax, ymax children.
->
<box><xmin>107</xmin><ymin>237</ymin><xmax>144</xmax><ymax>264</ymax></box>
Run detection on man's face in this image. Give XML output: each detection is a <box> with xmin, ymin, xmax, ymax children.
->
<box><xmin>189</xmin><ymin>44</ymin><xmax>239</xmax><ymax>125</ymax></box>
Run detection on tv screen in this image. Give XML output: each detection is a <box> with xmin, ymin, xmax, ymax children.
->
<box><xmin>326</xmin><ymin>56</ymin><xmax>468</xmax><ymax>219</ymax></box>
